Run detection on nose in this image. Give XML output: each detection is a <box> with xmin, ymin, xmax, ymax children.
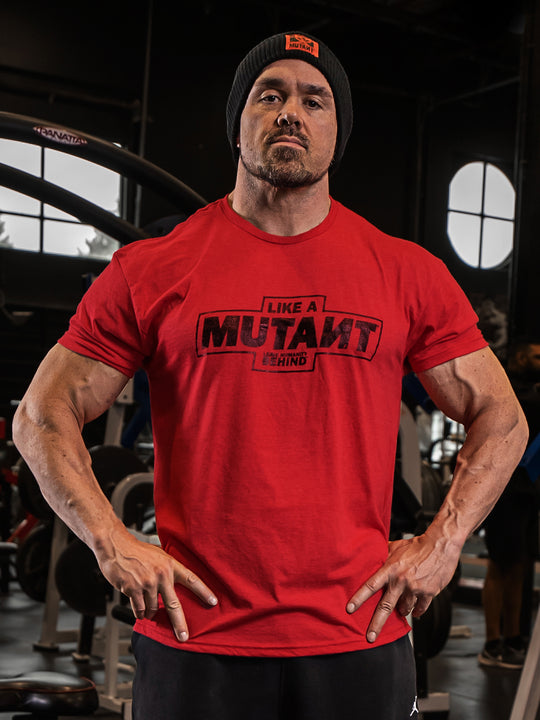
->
<box><xmin>277</xmin><ymin>111</ymin><xmax>299</xmax><ymax>127</ymax></box>
<box><xmin>277</xmin><ymin>98</ymin><xmax>301</xmax><ymax>127</ymax></box>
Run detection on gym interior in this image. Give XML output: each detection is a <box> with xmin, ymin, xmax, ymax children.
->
<box><xmin>0</xmin><ymin>1</ymin><xmax>540</xmax><ymax>718</ymax></box>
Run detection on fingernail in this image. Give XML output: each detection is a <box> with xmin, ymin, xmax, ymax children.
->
<box><xmin>208</xmin><ymin>595</ymin><xmax>218</xmax><ymax>606</ymax></box>
<box><xmin>177</xmin><ymin>631</ymin><xmax>188</xmax><ymax>642</ymax></box>
<box><xmin>346</xmin><ymin>602</ymin><xmax>356</xmax><ymax>614</ymax></box>
<box><xmin>367</xmin><ymin>631</ymin><xmax>376</xmax><ymax>643</ymax></box>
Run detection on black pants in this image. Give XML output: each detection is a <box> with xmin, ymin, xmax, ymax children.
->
<box><xmin>132</xmin><ymin>633</ymin><xmax>417</xmax><ymax>720</ymax></box>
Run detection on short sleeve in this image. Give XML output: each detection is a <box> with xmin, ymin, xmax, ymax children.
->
<box><xmin>406</xmin><ymin>255</ymin><xmax>487</xmax><ymax>374</ymax></box>
<box><xmin>59</xmin><ymin>254</ymin><xmax>147</xmax><ymax>377</ymax></box>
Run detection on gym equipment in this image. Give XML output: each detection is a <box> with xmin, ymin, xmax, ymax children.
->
<box><xmin>0</xmin><ymin>670</ymin><xmax>98</xmax><ymax>718</ymax></box>
<box><xmin>420</xmin><ymin>461</ymin><xmax>447</xmax><ymax>517</ymax></box>
<box><xmin>32</xmin><ymin>444</ymin><xmax>149</xmax><ymax>652</ymax></box>
<box><xmin>0</xmin><ymin>540</ymin><xmax>17</xmax><ymax>594</ymax></box>
<box><xmin>55</xmin><ymin>538</ymin><xmax>112</xmax><ymax>617</ymax></box>
<box><xmin>87</xmin><ymin>445</ymin><xmax>148</xmax><ymax>500</ymax></box>
<box><xmin>13</xmin><ymin>445</ymin><xmax>148</xmax><ymax>610</ymax></box>
<box><xmin>0</xmin><ymin>111</ymin><xmax>207</xmax><ymax>216</ymax></box>
<box><xmin>0</xmin><ymin>111</ymin><xmax>208</xmax><ymax>257</ymax></box>
<box><xmin>15</xmin><ymin>523</ymin><xmax>53</xmax><ymax>603</ymax></box>
<box><xmin>0</xmin><ymin>162</ymin><xmax>148</xmax><ymax>246</ymax></box>
<box><xmin>97</xmin><ymin>472</ymin><xmax>155</xmax><ymax>720</ymax></box>
<box><xmin>16</xmin><ymin>460</ymin><xmax>55</xmax><ymax>524</ymax></box>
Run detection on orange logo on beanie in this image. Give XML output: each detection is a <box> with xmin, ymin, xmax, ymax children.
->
<box><xmin>285</xmin><ymin>34</ymin><xmax>319</xmax><ymax>57</ymax></box>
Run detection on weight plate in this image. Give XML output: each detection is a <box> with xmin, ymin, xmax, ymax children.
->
<box><xmin>15</xmin><ymin>524</ymin><xmax>53</xmax><ymax>602</ymax></box>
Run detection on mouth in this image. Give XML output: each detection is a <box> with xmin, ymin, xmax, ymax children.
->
<box><xmin>268</xmin><ymin>134</ymin><xmax>307</xmax><ymax>150</ymax></box>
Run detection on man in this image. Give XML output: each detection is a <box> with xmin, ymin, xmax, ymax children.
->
<box><xmin>479</xmin><ymin>338</ymin><xmax>540</xmax><ymax>669</ymax></box>
<box><xmin>13</xmin><ymin>31</ymin><xmax>527</xmax><ymax>719</ymax></box>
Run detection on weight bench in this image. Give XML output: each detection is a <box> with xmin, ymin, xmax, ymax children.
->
<box><xmin>0</xmin><ymin>670</ymin><xmax>98</xmax><ymax>718</ymax></box>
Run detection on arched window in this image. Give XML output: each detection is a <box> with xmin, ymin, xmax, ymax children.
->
<box><xmin>0</xmin><ymin>138</ymin><xmax>121</xmax><ymax>259</ymax></box>
<box><xmin>447</xmin><ymin>161</ymin><xmax>515</xmax><ymax>269</ymax></box>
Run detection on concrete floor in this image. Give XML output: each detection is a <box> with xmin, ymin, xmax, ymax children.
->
<box><xmin>0</xmin><ymin>577</ymin><xmax>538</xmax><ymax>719</ymax></box>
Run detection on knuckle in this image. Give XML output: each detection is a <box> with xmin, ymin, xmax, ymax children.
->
<box><xmin>365</xmin><ymin>579</ymin><xmax>379</xmax><ymax>593</ymax></box>
<box><xmin>164</xmin><ymin>598</ymin><xmax>182</xmax><ymax>611</ymax></box>
<box><xmin>142</xmin><ymin>578</ymin><xmax>157</xmax><ymax>592</ymax></box>
<box><xmin>377</xmin><ymin>600</ymin><xmax>394</xmax><ymax>615</ymax></box>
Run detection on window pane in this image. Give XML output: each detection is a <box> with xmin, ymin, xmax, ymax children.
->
<box><xmin>0</xmin><ymin>214</ymin><xmax>40</xmax><ymax>251</ymax></box>
<box><xmin>0</xmin><ymin>139</ymin><xmax>42</xmax><ymax>215</ymax></box>
<box><xmin>43</xmin><ymin>220</ymin><xmax>119</xmax><ymax>259</ymax></box>
<box><xmin>43</xmin><ymin>150</ymin><xmax>121</xmax><ymax>220</ymax></box>
<box><xmin>447</xmin><ymin>211</ymin><xmax>481</xmax><ymax>267</ymax></box>
<box><xmin>0</xmin><ymin>186</ymin><xmax>40</xmax><ymax>215</ymax></box>
<box><xmin>481</xmin><ymin>217</ymin><xmax>514</xmax><ymax>269</ymax></box>
<box><xmin>484</xmin><ymin>165</ymin><xmax>515</xmax><ymax>220</ymax></box>
<box><xmin>448</xmin><ymin>162</ymin><xmax>484</xmax><ymax>213</ymax></box>
<box><xmin>0</xmin><ymin>138</ymin><xmax>41</xmax><ymax>174</ymax></box>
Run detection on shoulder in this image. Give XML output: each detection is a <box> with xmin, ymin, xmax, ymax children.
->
<box><xmin>113</xmin><ymin>198</ymin><xmax>224</xmax><ymax>266</ymax></box>
<box><xmin>333</xmin><ymin>200</ymin><xmax>446</xmax><ymax>268</ymax></box>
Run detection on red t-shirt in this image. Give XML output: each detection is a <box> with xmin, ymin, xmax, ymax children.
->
<box><xmin>60</xmin><ymin>196</ymin><xmax>486</xmax><ymax>656</ymax></box>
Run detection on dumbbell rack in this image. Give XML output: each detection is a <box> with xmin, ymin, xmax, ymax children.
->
<box><xmin>32</xmin><ymin>473</ymin><xmax>155</xmax><ymax>719</ymax></box>
<box><xmin>33</xmin><ymin>516</ymin><xmax>81</xmax><ymax>651</ymax></box>
<box><xmin>97</xmin><ymin>472</ymin><xmax>156</xmax><ymax>720</ymax></box>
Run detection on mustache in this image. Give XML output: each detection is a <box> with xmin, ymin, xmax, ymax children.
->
<box><xmin>266</xmin><ymin>129</ymin><xmax>309</xmax><ymax>149</ymax></box>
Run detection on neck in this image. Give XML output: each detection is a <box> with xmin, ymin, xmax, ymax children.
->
<box><xmin>229</xmin><ymin>167</ymin><xmax>331</xmax><ymax>236</ymax></box>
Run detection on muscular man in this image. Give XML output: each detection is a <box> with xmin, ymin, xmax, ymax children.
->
<box><xmin>13</xmin><ymin>31</ymin><xmax>527</xmax><ymax>719</ymax></box>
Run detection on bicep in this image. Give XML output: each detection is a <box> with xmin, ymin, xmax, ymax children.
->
<box><xmin>417</xmin><ymin>347</ymin><xmax>521</xmax><ymax>429</ymax></box>
<box><xmin>18</xmin><ymin>344</ymin><xmax>131</xmax><ymax>430</ymax></box>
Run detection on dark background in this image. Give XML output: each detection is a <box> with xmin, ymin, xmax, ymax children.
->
<box><xmin>0</xmin><ymin>0</ymin><xmax>538</xmax><ymax>430</ymax></box>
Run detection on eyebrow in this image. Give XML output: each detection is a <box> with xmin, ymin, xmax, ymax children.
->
<box><xmin>253</xmin><ymin>76</ymin><xmax>334</xmax><ymax>99</ymax></box>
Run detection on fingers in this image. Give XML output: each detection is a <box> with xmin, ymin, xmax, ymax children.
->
<box><xmin>174</xmin><ymin>564</ymin><xmax>218</xmax><ymax>609</ymax></box>
<box><xmin>346</xmin><ymin>568</ymin><xmax>388</xmax><ymax>614</ymax></box>
<box><xmin>346</xmin><ymin>567</ymin><xmax>434</xmax><ymax>643</ymax></box>
<box><xmin>160</xmin><ymin>583</ymin><xmax>190</xmax><ymax>642</ymax></box>
<box><xmin>105</xmin><ymin>543</ymin><xmax>218</xmax><ymax>643</ymax></box>
<box><xmin>396</xmin><ymin>592</ymin><xmax>417</xmax><ymax>618</ymax></box>
<box><xmin>365</xmin><ymin>585</ymin><xmax>404</xmax><ymax>643</ymax></box>
<box><xmin>162</xmin><ymin>563</ymin><xmax>219</xmax><ymax>642</ymax></box>
<box><xmin>411</xmin><ymin>595</ymin><xmax>432</xmax><ymax>618</ymax></box>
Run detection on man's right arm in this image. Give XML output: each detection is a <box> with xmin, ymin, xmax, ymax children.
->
<box><xmin>12</xmin><ymin>343</ymin><xmax>217</xmax><ymax>641</ymax></box>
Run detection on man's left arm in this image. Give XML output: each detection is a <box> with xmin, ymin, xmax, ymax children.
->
<box><xmin>347</xmin><ymin>346</ymin><xmax>529</xmax><ymax>642</ymax></box>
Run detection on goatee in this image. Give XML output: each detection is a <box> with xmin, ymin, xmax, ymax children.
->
<box><xmin>240</xmin><ymin>146</ymin><xmax>328</xmax><ymax>189</ymax></box>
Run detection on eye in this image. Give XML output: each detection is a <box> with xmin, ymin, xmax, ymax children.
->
<box><xmin>306</xmin><ymin>98</ymin><xmax>323</xmax><ymax>109</ymax></box>
<box><xmin>260</xmin><ymin>93</ymin><xmax>282</xmax><ymax>104</ymax></box>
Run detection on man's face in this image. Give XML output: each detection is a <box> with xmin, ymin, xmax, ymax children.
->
<box><xmin>237</xmin><ymin>59</ymin><xmax>338</xmax><ymax>188</ymax></box>
<box><xmin>522</xmin><ymin>344</ymin><xmax>540</xmax><ymax>375</ymax></box>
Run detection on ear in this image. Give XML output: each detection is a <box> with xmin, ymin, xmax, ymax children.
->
<box><xmin>516</xmin><ymin>350</ymin><xmax>528</xmax><ymax>368</ymax></box>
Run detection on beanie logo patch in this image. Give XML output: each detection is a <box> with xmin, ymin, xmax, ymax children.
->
<box><xmin>285</xmin><ymin>34</ymin><xmax>319</xmax><ymax>57</ymax></box>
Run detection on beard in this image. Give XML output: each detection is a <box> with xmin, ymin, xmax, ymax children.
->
<box><xmin>240</xmin><ymin>141</ymin><xmax>329</xmax><ymax>189</ymax></box>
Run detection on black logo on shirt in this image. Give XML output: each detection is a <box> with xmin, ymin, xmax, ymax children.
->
<box><xmin>196</xmin><ymin>295</ymin><xmax>382</xmax><ymax>372</ymax></box>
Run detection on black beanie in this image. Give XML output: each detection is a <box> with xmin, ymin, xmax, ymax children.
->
<box><xmin>226</xmin><ymin>31</ymin><xmax>353</xmax><ymax>174</ymax></box>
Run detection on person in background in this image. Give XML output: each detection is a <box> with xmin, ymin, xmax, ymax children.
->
<box><xmin>479</xmin><ymin>338</ymin><xmax>540</xmax><ymax>669</ymax></box>
<box><xmin>12</xmin><ymin>31</ymin><xmax>528</xmax><ymax>719</ymax></box>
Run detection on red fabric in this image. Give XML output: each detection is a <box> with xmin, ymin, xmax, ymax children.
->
<box><xmin>60</xmin><ymin>197</ymin><xmax>486</xmax><ymax>656</ymax></box>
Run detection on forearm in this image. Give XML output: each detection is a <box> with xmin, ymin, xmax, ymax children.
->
<box><xmin>12</xmin><ymin>345</ymin><xmax>133</xmax><ymax>555</ymax></box>
<box><xmin>13</xmin><ymin>398</ymin><xmax>128</xmax><ymax>553</ymax></box>
<box><xmin>425</xmin><ymin>394</ymin><xmax>528</xmax><ymax>552</ymax></box>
